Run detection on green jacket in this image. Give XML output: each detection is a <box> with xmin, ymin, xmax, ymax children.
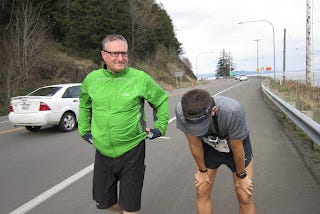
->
<box><xmin>78</xmin><ymin>66</ymin><xmax>169</xmax><ymax>158</ymax></box>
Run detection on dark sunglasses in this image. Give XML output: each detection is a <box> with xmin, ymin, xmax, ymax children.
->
<box><xmin>184</xmin><ymin>98</ymin><xmax>215</xmax><ymax>123</ymax></box>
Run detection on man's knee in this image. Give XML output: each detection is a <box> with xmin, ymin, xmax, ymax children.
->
<box><xmin>235</xmin><ymin>188</ymin><xmax>254</xmax><ymax>205</ymax></box>
<box><xmin>196</xmin><ymin>182</ymin><xmax>212</xmax><ymax>198</ymax></box>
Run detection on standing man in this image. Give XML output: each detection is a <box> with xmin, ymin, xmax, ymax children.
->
<box><xmin>79</xmin><ymin>34</ymin><xmax>169</xmax><ymax>214</ymax></box>
<box><xmin>175</xmin><ymin>89</ymin><xmax>256</xmax><ymax>214</ymax></box>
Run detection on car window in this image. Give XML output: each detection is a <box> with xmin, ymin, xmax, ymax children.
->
<box><xmin>62</xmin><ymin>86</ymin><xmax>81</xmax><ymax>98</ymax></box>
<box><xmin>28</xmin><ymin>87</ymin><xmax>62</xmax><ymax>96</ymax></box>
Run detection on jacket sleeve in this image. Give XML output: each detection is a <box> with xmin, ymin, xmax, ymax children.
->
<box><xmin>144</xmin><ymin>74</ymin><xmax>169</xmax><ymax>135</ymax></box>
<box><xmin>78</xmin><ymin>77</ymin><xmax>92</xmax><ymax>137</ymax></box>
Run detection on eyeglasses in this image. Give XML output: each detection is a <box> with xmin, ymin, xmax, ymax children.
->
<box><xmin>102</xmin><ymin>50</ymin><xmax>128</xmax><ymax>57</ymax></box>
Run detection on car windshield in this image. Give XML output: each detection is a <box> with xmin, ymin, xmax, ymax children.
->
<box><xmin>28</xmin><ymin>87</ymin><xmax>62</xmax><ymax>96</ymax></box>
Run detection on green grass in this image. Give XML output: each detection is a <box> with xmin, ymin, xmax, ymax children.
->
<box><xmin>265</xmin><ymin>78</ymin><xmax>320</xmax><ymax>123</ymax></box>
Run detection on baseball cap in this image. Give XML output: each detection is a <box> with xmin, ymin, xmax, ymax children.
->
<box><xmin>182</xmin><ymin>98</ymin><xmax>214</xmax><ymax>136</ymax></box>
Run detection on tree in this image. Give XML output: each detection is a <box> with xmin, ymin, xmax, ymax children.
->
<box><xmin>216</xmin><ymin>49</ymin><xmax>235</xmax><ymax>77</ymax></box>
<box><xmin>0</xmin><ymin>0</ymin><xmax>49</xmax><ymax>101</ymax></box>
<box><xmin>129</xmin><ymin>0</ymin><xmax>153</xmax><ymax>56</ymax></box>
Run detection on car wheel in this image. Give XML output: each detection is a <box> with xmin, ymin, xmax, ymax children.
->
<box><xmin>25</xmin><ymin>126</ymin><xmax>41</xmax><ymax>132</ymax></box>
<box><xmin>59</xmin><ymin>112</ymin><xmax>76</xmax><ymax>132</ymax></box>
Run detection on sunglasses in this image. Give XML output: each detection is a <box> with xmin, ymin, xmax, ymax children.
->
<box><xmin>184</xmin><ymin>98</ymin><xmax>214</xmax><ymax>123</ymax></box>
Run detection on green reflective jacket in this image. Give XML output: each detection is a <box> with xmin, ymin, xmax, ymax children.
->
<box><xmin>78</xmin><ymin>66</ymin><xmax>169</xmax><ymax>158</ymax></box>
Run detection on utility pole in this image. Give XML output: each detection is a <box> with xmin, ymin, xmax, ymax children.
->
<box><xmin>283</xmin><ymin>28</ymin><xmax>286</xmax><ymax>84</ymax></box>
<box><xmin>253</xmin><ymin>39</ymin><xmax>261</xmax><ymax>76</ymax></box>
<box><xmin>306</xmin><ymin>0</ymin><xmax>312</xmax><ymax>85</ymax></box>
<box><xmin>229</xmin><ymin>51</ymin><xmax>232</xmax><ymax>77</ymax></box>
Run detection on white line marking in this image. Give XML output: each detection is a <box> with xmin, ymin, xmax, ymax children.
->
<box><xmin>9</xmin><ymin>164</ymin><xmax>94</xmax><ymax>214</ymax></box>
<box><xmin>9</xmin><ymin>82</ymin><xmax>243</xmax><ymax>213</ymax></box>
<box><xmin>158</xmin><ymin>136</ymin><xmax>170</xmax><ymax>139</ymax></box>
<box><xmin>168</xmin><ymin>117</ymin><xmax>176</xmax><ymax>123</ymax></box>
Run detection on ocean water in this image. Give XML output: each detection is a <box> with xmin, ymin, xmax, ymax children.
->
<box><xmin>197</xmin><ymin>69</ymin><xmax>320</xmax><ymax>87</ymax></box>
<box><xmin>270</xmin><ymin>70</ymin><xmax>320</xmax><ymax>87</ymax></box>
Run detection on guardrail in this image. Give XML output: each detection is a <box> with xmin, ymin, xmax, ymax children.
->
<box><xmin>261</xmin><ymin>82</ymin><xmax>320</xmax><ymax>146</ymax></box>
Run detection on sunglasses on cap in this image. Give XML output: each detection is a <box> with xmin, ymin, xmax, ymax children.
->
<box><xmin>184</xmin><ymin>98</ymin><xmax>215</xmax><ymax>123</ymax></box>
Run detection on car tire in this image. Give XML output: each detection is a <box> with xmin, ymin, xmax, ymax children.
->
<box><xmin>25</xmin><ymin>126</ymin><xmax>41</xmax><ymax>132</ymax></box>
<box><xmin>59</xmin><ymin>112</ymin><xmax>76</xmax><ymax>132</ymax></box>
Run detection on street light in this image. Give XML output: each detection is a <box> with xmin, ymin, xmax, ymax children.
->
<box><xmin>195</xmin><ymin>52</ymin><xmax>215</xmax><ymax>79</ymax></box>
<box><xmin>239</xmin><ymin>20</ymin><xmax>276</xmax><ymax>80</ymax></box>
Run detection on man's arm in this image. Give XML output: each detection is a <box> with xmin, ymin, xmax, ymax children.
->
<box><xmin>229</xmin><ymin>138</ymin><xmax>253</xmax><ymax>196</ymax></box>
<box><xmin>186</xmin><ymin>134</ymin><xmax>210</xmax><ymax>186</ymax></box>
<box><xmin>229</xmin><ymin>139</ymin><xmax>245</xmax><ymax>174</ymax></box>
<box><xmin>78</xmin><ymin>80</ymin><xmax>92</xmax><ymax>137</ymax></box>
<box><xmin>186</xmin><ymin>134</ymin><xmax>207</xmax><ymax>171</ymax></box>
<box><xmin>145</xmin><ymin>75</ymin><xmax>169</xmax><ymax>135</ymax></box>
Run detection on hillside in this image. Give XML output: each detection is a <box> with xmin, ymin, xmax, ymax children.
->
<box><xmin>0</xmin><ymin>0</ymin><xmax>197</xmax><ymax>115</ymax></box>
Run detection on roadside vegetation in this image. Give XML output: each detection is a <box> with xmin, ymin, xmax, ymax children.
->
<box><xmin>264</xmin><ymin>77</ymin><xmax>320</xmax><ymax>123</ymax></box>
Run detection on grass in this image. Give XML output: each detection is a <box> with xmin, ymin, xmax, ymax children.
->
<box><xmin>264</xmin><ymin>77</ymin><xmax>320</xmax><ymax>123</ymax></box>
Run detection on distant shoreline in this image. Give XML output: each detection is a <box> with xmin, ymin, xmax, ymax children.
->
<box><xmin>197</xmin><ymin>70</ymin><xmax>320</xmax><ymax>86</ymax></box>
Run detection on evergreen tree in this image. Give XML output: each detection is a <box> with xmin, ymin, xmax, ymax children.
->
<box><xmin>216</xmin><ymin>49</ymin><xmax>235</xmax><ymax>77</ymax></box>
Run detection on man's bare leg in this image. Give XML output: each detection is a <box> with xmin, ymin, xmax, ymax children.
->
<box><xmin>195</xmin><ymin>168</ymin><xmax>217</xmax><ymax>214</ymax></box>
<box><xmin>233</xmin><ymin>160</ymin><xmax>256</xmax><ymax>214</ymax></box>
<box><xmin>108</xmin><ymin>203</ymin><xmax>123</xmax><ymax>212</ymax></box>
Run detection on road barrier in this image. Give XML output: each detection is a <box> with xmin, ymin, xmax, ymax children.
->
<box><xmin>261</xmin><ymin>82</ymin><xmax>320</xmax><ymax>146</ymax></box>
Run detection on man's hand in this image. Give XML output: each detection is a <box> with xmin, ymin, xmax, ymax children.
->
<box><xmin>82</xmin><ymin>133</ymin><xmax>93</xmax><ymax>144</ymax></box>
<box><xmin>146</xmin><ymin>128</ymin><xmax>161</xmax><ymax>139</ymax></box>
<box><xmin>194</xmin><ymin>170</ymin><xmax>210</xmax><ymax>187</ymax></box>
<box><xmin>235</xmin><ymin>177</ymin><xmax>254</xmax><ymax>196</ymax></box>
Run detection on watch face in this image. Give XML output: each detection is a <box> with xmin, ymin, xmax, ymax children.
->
<box><xmin>237</xmin><ymin>172</ymin><xmax>246</xmax><ymax>179</ymax></box>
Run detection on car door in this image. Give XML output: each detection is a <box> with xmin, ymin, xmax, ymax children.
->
<box><xmin>61</xmin><ymin>85</ymin><xmax>81</xmax><ymax>120</ymax></box>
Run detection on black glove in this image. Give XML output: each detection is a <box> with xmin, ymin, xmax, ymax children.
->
<box><xmin>82</xmin><ymin>133</ymin><xmax>93</xmax><ymax>144</ymax></box>
<box><xmin>146</xmin><ymin>128</ymin><xmax>161</xmax><ymax>139</ymax></box>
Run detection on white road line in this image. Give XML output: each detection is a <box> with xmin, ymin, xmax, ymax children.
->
<box><xmin>9</xmin><ymin>82</ymin><xmax>243</xmax><ymax>213</ymax></box>
<box><xmin>9</xmin><ymin>164</ymin><xmax>94</xmax><ymax>214</ymax></box>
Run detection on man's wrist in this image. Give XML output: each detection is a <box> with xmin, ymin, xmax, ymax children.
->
<box><xmin>236</xmin><ymin>170</ymin><xmax>247</xmax><ymax>179</ymax></box>
<box><xmin>199</xmin><ymin>168</ymin><xmax>208</xmax><ymax>173</ymax></box>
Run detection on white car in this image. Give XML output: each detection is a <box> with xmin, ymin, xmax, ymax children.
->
<box><xmin>239</xmin><ymin>75</ymin><xmax>248</xmax><ymax>81</ymax></box>
<box><xmin>8</xmin><ymin>83</ymin><xmax>81</xmax><ymax>132</ymax></box>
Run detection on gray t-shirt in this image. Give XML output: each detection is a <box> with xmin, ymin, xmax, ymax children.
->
<box><xmin>175</xmin><ymin>95</ymin><xmax>250</xmax><ymax>140</ymax></box>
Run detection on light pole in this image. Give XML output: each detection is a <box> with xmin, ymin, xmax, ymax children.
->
<box><xmin>195</xmin><ymin>52</ymin><xmax>215</xmax><ymax>79</ymax></box>
<box><xmin>239</xmin><ymin>20</ymin><xmax>276</xmax><ymax>80</ymax></box>
<box><xmin>253</xmin><ymin>39</ymin><xmax>262</xmax><ymax>76</ymax></box>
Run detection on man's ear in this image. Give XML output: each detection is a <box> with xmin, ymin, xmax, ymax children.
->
<box><xmin>211</xmin><ymin>106</ymin><xmax>217</xmax><ymax>116</ymax></box>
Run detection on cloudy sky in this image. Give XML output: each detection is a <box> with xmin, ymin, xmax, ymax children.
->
<box><xmin>156</xmin><ymin>0</ymin><xmax>320</xmax><ymax>75</ymax></box>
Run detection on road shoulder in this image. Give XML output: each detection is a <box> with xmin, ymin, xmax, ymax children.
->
<box><xmin>263</xmin><ymin>92</ymin><xmax>320</xmax><ymax>186</ymax></box>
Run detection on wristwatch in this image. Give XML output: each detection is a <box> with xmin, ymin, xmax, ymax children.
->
<box><xmin>236</xmin><ymin>171</ymin><xmax>247</xmax><ymax>179</ymax></box>
<box><xmin>199</xmin><ymin>168</ymin><xmax>208</xmax><ymax>173</ymax></box>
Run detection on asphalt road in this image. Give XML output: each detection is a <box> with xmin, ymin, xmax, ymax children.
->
<box><xmin>0</xmin><ymin>78</ymin><xmax>319</xmax><ymax>214</ymax></box>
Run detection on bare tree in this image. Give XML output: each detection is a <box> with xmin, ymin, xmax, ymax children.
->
<box><xmin>0</xmin><ymin>0</ymin><xmax>49</xmax><ymax>101</ymax></box>
<box><xmin>129</xmin><ymin>0</ymin><xmax>154</xmax><ymax>55</ymax></box>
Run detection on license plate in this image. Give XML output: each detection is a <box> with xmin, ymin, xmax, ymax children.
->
<box><xmin>21</xmin><ymin>104</ymin><xmax>29</xmax><ymax>110</ymax></box>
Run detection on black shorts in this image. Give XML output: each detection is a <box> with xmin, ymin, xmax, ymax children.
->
<box><xmin>203</xmin><ymin>135</ymin><xmax>253</xmax><ymax>172</ymax></box>
<box><xmin>92</xmin><ymin>141</ymin><xmax>146</xmax><ymax>212</ymax></box>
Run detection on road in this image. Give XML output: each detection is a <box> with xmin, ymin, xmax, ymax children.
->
<box><xmin>1</xmin><ymin>78</ymin><xmax>319</xmax><ymax>214</ymax></box>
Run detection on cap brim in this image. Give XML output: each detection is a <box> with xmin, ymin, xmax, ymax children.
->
<box><xmin>185</xmin><ymin>114</ymin><xmax>211</xmax><ymax>136</ymax></box>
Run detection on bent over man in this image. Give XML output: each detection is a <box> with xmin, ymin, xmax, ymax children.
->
<box><xmin>175</xmin><ymin>89</ymin><xmax>256</xmax><ymax>214</ymax></box>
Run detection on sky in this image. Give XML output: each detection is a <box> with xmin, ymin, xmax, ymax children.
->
<box><xmin>156</xmin><ymin>0</ymin><xmax>320</xmax><ymax>76</ymax></box>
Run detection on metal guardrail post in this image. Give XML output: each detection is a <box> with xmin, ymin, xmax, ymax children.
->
<box><xmin>261</xmin><ymin>82</ymin><xmax>320</xmax><ymax>146</ymax></box>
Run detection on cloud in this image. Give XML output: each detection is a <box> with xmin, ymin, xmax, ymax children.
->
<box><xmin>157</xmin><ymin>0</ymin><xmax>315</xmax><ymax>74</ymax></box>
